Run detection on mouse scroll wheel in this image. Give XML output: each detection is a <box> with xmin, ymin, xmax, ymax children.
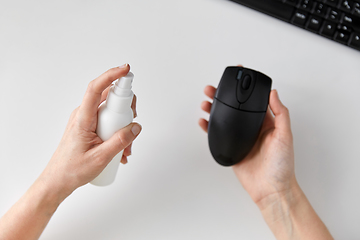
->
<box><xmin>241</xmin><ymin>75</ymin><xmax>251</xmax><ymax>90</ymax></box>
<box><xmin>236</xmin><ymin>73</ymin><xmax>253</xmax><ymax>104</ymax></box>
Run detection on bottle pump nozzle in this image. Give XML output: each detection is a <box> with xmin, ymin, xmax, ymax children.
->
<box><xmin>114</xmin><ymin>72</ymin><xmax>133</xmax><ymax>96</ymax></box>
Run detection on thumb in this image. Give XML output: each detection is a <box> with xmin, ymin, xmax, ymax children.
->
<box><xmin>269</xmin><ymin>90</ymin><xmax>291</xmax><ymax>133</ymax></box>
<box><xmin>98</xmin><ymin>123</ymin><xmax>142</xmax><ymax>161</ymax></box>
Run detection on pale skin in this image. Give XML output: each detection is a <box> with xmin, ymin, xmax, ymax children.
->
<box><xmin>0</xmin><ymin>64</ymin><xmax>142</xmax><ymax>240</ymax></box>
<box><xmin>199</xmin><ymin>84</ymin><xmax>334</xmax><ymax>240</ymax></box>
<box><xmin>0</xmin><ymin>64</ymin><xmax>334</xmax><ymax>240</ymax></box>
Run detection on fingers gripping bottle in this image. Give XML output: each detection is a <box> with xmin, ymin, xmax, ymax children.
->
<box><xmin>91</xmin><ymin>72</ymin><xmax>135</xmax><ymax>186</ymax></box>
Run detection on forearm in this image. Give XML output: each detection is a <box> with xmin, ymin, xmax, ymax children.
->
<box><xmin>257</xmin><ymin>180</ymin><xmax>333</xmax><ymax>240</ymax></box>
<box><xmin>0</xmin><ymin>175</ymin><xmax>68</xmax><ymax>240</ymax></box>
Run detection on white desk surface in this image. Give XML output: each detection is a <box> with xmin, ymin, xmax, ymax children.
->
<box><xmin>1</xmin><ymin>0</ymin><xmax>359</xmax><ymax>239</ymax></box>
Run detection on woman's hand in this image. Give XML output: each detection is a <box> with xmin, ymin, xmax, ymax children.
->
<box><xmin>0</xmin><ymin>65</ymin><xmax>142</xmax><ymax>240</ymax></box>
<box><xmin>40</xmin><ymin>64</ymin><xmax>142</xmax><ymax>199</ymax></box>
<box><xmin>199</xmin><ymin>83</ymin><xmax>333</xmax><ymax>239</ymax></box>
<box><xmin>199</xmin><ymin>85</ymin><xmax>294</xmax><ymax>204</ymax></box>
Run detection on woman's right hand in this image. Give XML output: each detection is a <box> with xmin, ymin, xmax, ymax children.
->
<box><xmin>200</xmin><ymin>85</ymin><xmax>333</xmax><ymax>239</ymax></box>
<box><xmin>199</xmin><ymin>86</ymin><xmax>295</xmax><ymax>205</ymax></box>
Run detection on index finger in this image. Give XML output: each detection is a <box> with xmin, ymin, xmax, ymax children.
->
<box><xmin>79</xmin><ymin>64</ymin><xmax>130</xmax><ymax>120</ymax></box>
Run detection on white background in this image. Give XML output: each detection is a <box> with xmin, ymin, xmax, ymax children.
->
<box><xmin>1</xmin><ymin>0</ymin><xmax>360</xmax><ymax>239</ymax></box>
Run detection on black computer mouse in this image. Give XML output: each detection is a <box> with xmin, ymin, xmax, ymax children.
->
<box><xmin>208</xmin><ymin>66</ymin><xmax>272</xmax><ymax>166</ymax></box>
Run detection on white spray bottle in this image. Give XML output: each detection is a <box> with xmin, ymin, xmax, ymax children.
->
<box><xmin>90</xmin><ymin>72</ymin><xmax>135</xmax><ymax>186</ymax></box>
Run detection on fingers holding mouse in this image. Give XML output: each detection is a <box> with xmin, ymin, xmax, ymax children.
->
<box><xmin>198</xmin><ymin>119</ymin><xmax>209</xmax><ymax>132</ymax></box>
<box><xmin>199</xmin><ymin>100</ymin><xmax>210</xmax><ymax>132</ymax></box>
<box><xmin>204</xmin><ymin>85</ymin><xmax>216</xmax><ymax>99</ymax></box>
<box><xmin>199</xmin><ymin>85</ymin><xmax>216</xmax><ymax>132</ymax></box>
<box><xmin>201</xmin><ymin>100</ymin><xmax>212</xmax><ymax>113</ymax></box>
<box><xmin>199</xmin><ymin>64</ymin><xmax>243</xmax><ymax>133</ymax></box>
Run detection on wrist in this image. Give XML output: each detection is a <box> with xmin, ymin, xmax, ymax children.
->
<box><xmin>257</xmin><ymin>178</ymin><xmax>333</xmax><ymax>240</ymax></box>
<box><xmin>31</xmin><ymin>175</ymin><xmax>69</xmax><ymax>214</ymax></box>
<box><xmin>0</xmin><ymin>173</ymin><xmax>68</xmax><ymax>240</ymax></box>
<box><xmin>36</xmin><ymin>166</ymin><xmax>75</xmax><ymax>209</ymax></box>
<box><xmin>256</xmin><ymin>178</ymin><xmax>304</xmax><ymax>239</ymax></box>
<box><xmin>39</xmin><ymin>152</ymin><xmax>81</xmax><ymax>203</ymax></box>
<box><xmin>256</xmin><ymin>177</ymin><xmax>302</xmax><ymax>212</ymax></box>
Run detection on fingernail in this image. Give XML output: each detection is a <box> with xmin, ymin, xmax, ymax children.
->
<box><xmin>131</xmin><ymin>124</ymin><xmax>141</xmax><ymax>136</ymax></box>
<box><xmin>118</xmin><ymin>63</ymin><xmax>129</xmax><ymax>69</ymax></box>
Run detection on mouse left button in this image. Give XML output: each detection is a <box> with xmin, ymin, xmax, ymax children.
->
<box><xmin>215</xmin><ymin>67</ymin><xmax>241</xmax><ymax>109</ymax></box>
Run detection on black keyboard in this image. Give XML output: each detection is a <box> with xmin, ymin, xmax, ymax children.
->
<box><xmin>229</xmin><ymin>0</ymin><xmax>360</xmax><ymax>51</ymax></box>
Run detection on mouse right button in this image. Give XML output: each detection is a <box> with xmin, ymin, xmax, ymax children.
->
<box><xmin>240</xmin><ymin>72</ymin><xmax>272</xmax><ymax>112</ymax></box>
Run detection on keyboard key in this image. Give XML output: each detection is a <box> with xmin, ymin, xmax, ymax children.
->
<box><xmin>320</xmin><ymin>21</ymin><xmax>337</xmax><ymax>37</ymax></box>
<box><xmin>324</xmin><ymin>0</ymin><xmax>340</xmax><ymax>7</ymax></box>
<box><xmin>284</xmin><ymin>0</ymin><xmax>300</xmax><ymax>6</ymax></box>
<box><xmin>334</xmin><ymin>30</ymin><xmax>351</xmax><ymax>43</ymax></box>
<box><xmin>299</xmin><ymin>0</ymin><xmax>314</xmax><ymax>11</ymax></box>
<box><xmin>349</xmin><ymin>32</ymin><xmax>360</xmax><ymax>49</ymax></box>
<box><xmin>340</xmin><ymin>0</ymin><xmax>354</xmax><ymax>12</ymax></box>
<box><xmin>328</xmin><ymin>9</ymin><xmax>342</xmax><ymax>21</ymax></box>
<box><xmin>341</xmin><ymin>13</ymin><xmax>354</xmax><ymax>24</ymax></box>
<box><xmin>340</xmin><ymin>13</ymin><xmax>360</xmax><ymax>31</ymax></box>
<box><xmin>306</xmin><ymin>15</ymin><xmax>323</xmax><ymax>31</ymax></box>
<box><xmin>313</xmin><ymin>2</ymin><xmax>330</xmax><ymax>17</ymax></box>
<box><xmin>339</xmin><ymin>23</ymin><xmax>352</xmax><ymax>30</ymax></box>
<box><xmin>350</xmin><ymin>12</ymin><xmax>360</xmax><ymax>31</ymax></box>
<box><xmin>353</xmin><ymin>2</ymin><xmax>360</xmax><ymax>16</ymax></box>
<box><xmin>292</xmin><ymin>9</ymin><xmax>309</xmax><ymax>26</ymax></box>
